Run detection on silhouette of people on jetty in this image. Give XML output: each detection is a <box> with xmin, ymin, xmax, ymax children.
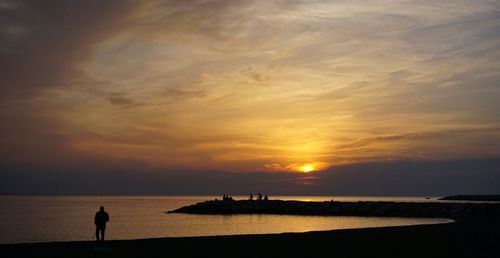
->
<box><xmin>220</xmin><ymin>193</ymin><xmax>270</xmax><ymax>201</ymax></box>
<box><xmin>94</xmin><ymin>206</ymin><xmax>109</xmax><ymax>243</ymax></box>
<box><xmin>247</xmin><ymin>193</ymin><xmax>269</xmax><ymax>201</ymax></box>
<box><xmin>222</xmin><ymin>195</ymin><xmax>233</xmax><ymax>201</ymax></box>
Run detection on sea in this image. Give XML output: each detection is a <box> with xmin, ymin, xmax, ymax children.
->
<box><xmin>0</xmin><ymin>195</ymin><xmax>456</xmax><ymax>244</ymax></box>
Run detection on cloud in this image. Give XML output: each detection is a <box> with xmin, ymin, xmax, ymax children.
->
<box><xmin>162</xmin><ymin>88</ymin><xmax>206</xmax><ymax>100</ymax></box>
<box><xmin>0</xmin><ymin>0</ymin><xmax>142</xmax><ymax>102</ymax></box>
<box><xmin>108</xmin><ymin>96</ymin><xmax>136</xmax><ymax>107</ymax></box>
<box><xmin>0</xmin><ymin>0</ymin><xmax>499</xmax><ymax>194</ymax></box>
<box><xmin>1</xmin><ymin>157</ymin><xmax>499</xmax><ymax>196</ymax></box>
<box><xmin>335</xmin><ymin>127</ymin><xmax>500</xmax><ymax>150</ymax></box>
<box><xmin>0</xmin><ymin>0</ymin><xmax>144</xmax><ymax>164</ymax></box>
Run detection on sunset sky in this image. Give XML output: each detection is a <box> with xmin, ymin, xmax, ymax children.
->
<box><xmin>1</xmin><ymin>0</ymin><xmax>499</xmax><ymax>195</ymax></box>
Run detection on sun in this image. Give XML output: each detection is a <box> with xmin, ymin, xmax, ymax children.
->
<box><xmin>300</xmin><ymin>165</ymin><xmax>315</xmax><ymax>173</ymax></box>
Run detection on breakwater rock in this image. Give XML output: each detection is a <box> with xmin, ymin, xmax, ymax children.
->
<box><xmin>170</xmin><ymin>200</ymin><xmax>500</xmax><ymax>221</ymax></box>
<box><xmin>439</xmin><ymin>195</ymin><xmax>500</xmax><ymax>202</ymax></box>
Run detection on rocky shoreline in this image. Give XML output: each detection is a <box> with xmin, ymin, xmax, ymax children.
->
<box><xmin>439</xmin><ymin>195</ymin><xmax>500</xmax><ymax>201</ymax></box>
<box><xmin>170</xmin><ymin>199</ymin><xmax>500</xmax><ymax>221</ymax></box>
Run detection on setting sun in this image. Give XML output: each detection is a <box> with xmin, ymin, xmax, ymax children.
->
<box><xmin>301</xmin><ymin>165</ymin><xmax>315</xmax><ymax>173</ymax></box>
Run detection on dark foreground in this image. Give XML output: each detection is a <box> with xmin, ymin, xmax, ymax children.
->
<box><xmin>440</xmin><ymin>194</ymin><xmax>500</xmax><ymax>202</ymax></box>
<box><xmin>1</xmin><ymin>222</ymin><xmax>499</xmax><ymax>258</ymax></box>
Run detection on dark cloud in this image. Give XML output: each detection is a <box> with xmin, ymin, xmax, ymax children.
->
<box><xmin>162</xmin><ymin>88</ymin><xmax>206</xmax><ymax>100</ymax></box>
<box><xmin>336</xmin><ymin>127</ymin><xmax>500</xmax><ymax>150</ymax></box>
<box><xmin>314</xmin><ymin>158</ymin><xmax>500</xmax><ymax>196</ymax></box>
<box><xmin>0</xmin><ymin>0</ymin><xmax>140</xmax><ymax>102</ymax></box>
<box><xmin>108</xmin><ymin>96</ymin><xmax>136</xmax><ymax>107</ymax></box>
<box><xmin>1</xmin><ymin>158</ymin><xmax>499</xmax><ymax>196</ymax></box>
<box><xmin>0</xmin><ymin>0</ymin><xmax>141</xmax><ymax>163</ymax></box>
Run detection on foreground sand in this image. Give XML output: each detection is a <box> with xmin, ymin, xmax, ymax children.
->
<box><xmin>1</xmin><ymin>222</ymin><xmax>499</xmax><ymax>258</ymax></box>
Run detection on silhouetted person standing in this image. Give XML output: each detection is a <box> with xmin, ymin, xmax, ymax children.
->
<box><xmin>94</xmin><ymin>206</ymin><xmax>109</xmax><ymax>243</ymax></box>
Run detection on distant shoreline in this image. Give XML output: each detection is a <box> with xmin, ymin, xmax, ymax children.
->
<box><xmin>439</xmin><ymin>195</ymin><xmax>500</xmax><ymax>201</ymax></box>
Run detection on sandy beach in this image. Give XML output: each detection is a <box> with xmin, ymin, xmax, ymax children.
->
<box><xmin>1</xmin><ymin>221</ymin><xmax>498</xmax><ymax>258</ymax></box>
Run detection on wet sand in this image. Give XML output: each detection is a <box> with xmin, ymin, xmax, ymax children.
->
<box><xmin>1</xmin><ymin>221</ymin><xmax>498</xmax><ymax>258</ymax></box>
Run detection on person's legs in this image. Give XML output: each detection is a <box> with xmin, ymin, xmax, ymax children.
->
<box><xmin>100</xmin><ymin>226</ymin><xmax>106</xmax><ymax>242</ymax></box>
<box><xmin>95</xmin><ymin>227</ymin><xmax>100</xmax><ymax>242</ymax></box>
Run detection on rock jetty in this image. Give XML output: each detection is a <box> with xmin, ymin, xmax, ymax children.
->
<box><xmin>170</xmin><ymin>199</ymin><xmax>500</xmax><ymax>221</ymax></box>
<box><xmin>439</xmin><ymin>195</ymin><xmax>500</xmax><ymax>202</ymax></box>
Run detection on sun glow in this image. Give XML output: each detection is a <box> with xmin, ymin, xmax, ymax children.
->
<box><xmin>300</xmin><ymin>165</ymin><xmax>315</xmax><ymax>173</ymax></box>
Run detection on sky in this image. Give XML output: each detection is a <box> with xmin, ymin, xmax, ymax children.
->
<box><xmin>1</xmin><ymin>0</ymin><xmax>500</xmax><ymax>195</ymax></box>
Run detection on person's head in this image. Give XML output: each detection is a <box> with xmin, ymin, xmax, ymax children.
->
<box><xmin>100</xmin><ymin>206</ymin><xmax>104</xmax><ymax>212</ymax></box>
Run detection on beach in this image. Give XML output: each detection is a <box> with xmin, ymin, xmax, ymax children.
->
<box><xmin>2</xmin><ymin>221</ymin><xmax>499</xmax><ymax>258</ymax></box>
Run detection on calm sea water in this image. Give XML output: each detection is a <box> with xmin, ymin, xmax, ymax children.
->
<box><xmin>0</xmin><ymin>195</ymin><xmax>454</xmax><ymax>244</ymax></box>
